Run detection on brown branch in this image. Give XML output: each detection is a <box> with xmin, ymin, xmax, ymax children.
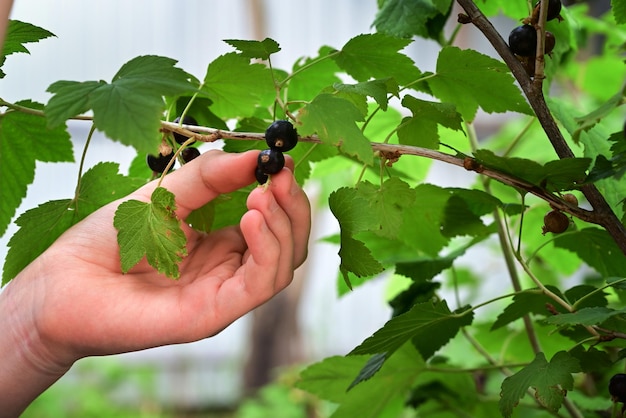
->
<box><xmin>455</xmin><ymin>0</ymin><xmax>626</xmax><ymax>255</ymax></box>
<box><xmin>161</xmin><ymin>121</ymin><xmax>599</xmax><ymax>226</ymax></box>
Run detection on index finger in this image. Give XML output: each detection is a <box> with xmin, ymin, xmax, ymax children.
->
<box><xmin>132</xmin><ymin>150</ymin><xmax>259</xmax><ymax>219</ymax></box>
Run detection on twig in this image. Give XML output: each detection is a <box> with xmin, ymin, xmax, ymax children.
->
<box><xmin>454</xmin><ymin>0</ymin><xmax>626</xmax><ymax>255</ymax></box>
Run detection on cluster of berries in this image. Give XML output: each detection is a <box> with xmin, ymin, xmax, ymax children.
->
<box><xmin>508</xmin><ymin>0</ymin><xmax>562</xmax><ymax>76</ymax></box>
<box><xmin>147</xmin><ymin>115</ymin><xmax>200</xmax><ymax>174</ymax></box>
<box><xmin>255</xmin><ymin>120</ymin><xmax>299</xmax><ymax>185</ymax></box>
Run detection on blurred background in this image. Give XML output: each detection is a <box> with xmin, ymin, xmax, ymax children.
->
<box><xmin>1</xmin><ymin>0</ymin><xmax>613</xmax><ymax>416</ymax></box>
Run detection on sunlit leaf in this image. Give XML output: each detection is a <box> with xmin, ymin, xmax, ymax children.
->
<box><xmin>427</xmin><ymin>47</ymin><xmax>533</xmax><ymax>121</ymax></box>
<box><xmin>114</xmin><ymin>187</ymin><xmax>187</xmax><ymax>278</ymax></box>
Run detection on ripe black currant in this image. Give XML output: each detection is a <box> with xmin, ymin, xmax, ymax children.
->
<box><xmin>545</xmin><ymin>0</ymin><xmax>562</xmax><ymax>21</ymax></box>
<box><xmin>609</xmin><ymin>374</ymin><xmax>626</xmax><ymax>403</ymax></box>
<box><xmin>542</xmin><ymin>210</ymin><xmax>570</xmax><ymax>235</ymax></box>
<box><xmin>265</xmin><ymin>120</ymin><xmax>298</xmax><ymax>152</ymax></box>
<box><xmin>147</xmin><ymin>151</ymin><xmax>175</xmax><ymax>173</ymax></box>
<box><xmin>533</xmin><ymin>0</ymin><xmax>562</xmax><ymax>22</ymax></box>
<box><xmin>173</xmin><ymin>115</ymin><xmax>198</xmax><ymax>145</ymax></box>
<box><xmin>255</xmin><ymin>166</ymin><xmax>269</xmax><ymax>185</ymax></box>
<box><xmin>509</xmin><ymin>25</ymin><xmax>537</xmax><ymax>57</ymax></box>
<box><xmin>257</xmin><ymin>149</ymin><xmax>285</xmax><ymax>175</ymax></box>
<box><xmin>181</xmin><ymin>147</ymin><xmax>201</xmax><ymax>163</ymax></box>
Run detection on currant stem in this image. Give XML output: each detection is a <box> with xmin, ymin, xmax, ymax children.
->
<box><xmin>72</xmin><ymin>123</ymin><xmax>97</xmax><ymax>211</ymax></box>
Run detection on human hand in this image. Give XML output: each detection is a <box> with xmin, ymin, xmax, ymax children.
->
<box><xmin>0</xmin><ymin>149</ymin><xmax>310</xmax><ymax>415</ymax></box>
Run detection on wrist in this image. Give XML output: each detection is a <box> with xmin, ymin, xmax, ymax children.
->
<box><xmin>0</xmin><ymin>266</ymin><xmax>73</xmax><ymax>417</ymax></box>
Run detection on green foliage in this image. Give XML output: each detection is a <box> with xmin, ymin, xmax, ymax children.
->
<box><xmin>46</xmin><ymin>55</ymin><xmax>198</xmax><ymax>153</ymax></box>
<box><xmin>0</xmin><ymin>100</ymin><xmax>73</xmax><ymax>237</ymax></box>
<box><xmin>114</xmin><ymin>187</ymin><xmax>187</xmax><ymax>279</ymax></box>
<box><xmin>2</xmin><ymin>162</ymin><xmax>143</xmax><ymax>284</ymax></box>
<box><xmin>499</xmin><ymin>351</ymin><xmax>582</xmax><ymax>417</ymax></box>
<box><xmin>0</xmin><ymin>20</ymin><xmax>55</xmax><ymax>78</ymax></box>
<box><xmin>2</xmin><ymin>0</ymin><xmax>626</xmax><ymax>416</ymax></box>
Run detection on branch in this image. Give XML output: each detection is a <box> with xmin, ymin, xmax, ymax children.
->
<box><xmin>454</xmin><ymin>0</ymin><xmax>626</xmax><ymax>255</ymax></box>
<box><xmin>160</xmin><ymin>121</ymin><xmax>599</xmax><ymax>225</ymax></box>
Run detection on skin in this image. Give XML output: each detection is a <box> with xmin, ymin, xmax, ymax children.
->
<box><xmin>0</xmin><ymin>0</ymin><xmax>12</xmax><ymax>52</ymax></box>
<box><xmin>0</xmin><ymin>150</ymin><xmax>311</xmax><ymax>417</ymax></box>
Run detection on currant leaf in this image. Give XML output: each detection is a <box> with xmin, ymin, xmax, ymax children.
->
<box><xmin>350</xmin><ymin>300</ymin><xmax>473</xmax><ymax>361</ymax></box>
<box><xmin>223</xmin><ymin>38</ymin><xmax>281</xmax><ymax>60</ymax></box>
<box><xmin>0</xmin><ymin>101</ymin><xmax>73</xmax><ymax>237</ymax></box>
<box><xmin>398</xmin><ymin>95</ymin><xmax>464</xmax><ymax>149</ymax></box>
<box><xmin>46</xmin><ymin>56</ymin><xmax>198</xmax><ymax>153</ymax></box>
<box><xmin>298</xmin><ymin>93</ymin><xmax>373</xmax><ymax>165</ymax></box>
<box><xmin>499</xmin><ymin>351</ymin><xmax>581</xmax><ymax>417</ymax></box>
<box><xmin>332</xmin><ymin>33</ymin><xmax>421</xmax><ymax>85</ymax></box>
<box><xmin>114</xmin><ymin>187</ymin><xmax>187</xmax><ymax>279</ymax></box>
<box><xmin>373</xmin><ymin>0</ymin><xmax>453</xmax><ymax>40</ymax></box>
<box><xmin>427</xmin><ymin>46</ymin><xmax>533</xmax><ymax>121</ymax></box>
<box><xmin>201</xmin><ymin>52</ymin><xmax>274</xmax><ymax>119</ymax></box>
<box><xmin>0</xmin><ymin>20</ymin><xmax>55</xmax><ymax>78</ymax></box>
<box><xmin>2</xmin><ymin>162</ymin><xmax>143</xmax><ymax>284</ymax></box>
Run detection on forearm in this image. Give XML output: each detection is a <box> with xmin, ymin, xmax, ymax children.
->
<box><xmin>0</xmin><ymin>277</ymin><xmax>71</xmax><ymax>418</ymax></box>
<box><xmin>0</xmin><ymin>0</ymin><xmax>14</xmax><ymax>53</ymax></box>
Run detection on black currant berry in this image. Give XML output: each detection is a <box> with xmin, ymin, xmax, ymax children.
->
<box><xmin>255</xmin><ymin>166</ymin><xmax>269</xmax><ymax>185</ymax></box>
<box><xmin>609</xmin><ymin>374</ymin><xmax>626</xmax><ymax>403</ymax></box>
<box><xmin>181</xmin><ymin>147</ymin><xmax>201</xmax><ymax>163</ymax></box>
<box><xmin>533</xmin><ymin>0</ymin><xmax>562</xmax><ymax>22</ymax></box>
<box><xmin>173</xmin><ymin>115</ymin><xmax>198</xmax><ymax>145</ymax></box>
<box><xmin>509</xmin><ymin>25</ymin><xmax>537</xmax><ymax>57</ymax></box>
<box><xmin>265</xmin><ymin>120</ymin><xmax>298</xmax><ymax>152</ymax></box>
<box><xmin>545</xmin><ymin>31</ymin><xmax>556</xmax><ymax>55</ymax></box>
<box><xmin>257</xmin><ymin>149</ymin><xmax>285</xmax><ymax>175</ymax></box>
<box><xmin>542</xmin><ymin>210</ymin><xmax>570</xmax><ymax>235</ymax></box>
<box><xmin>545</xmin><ymin>0</ymin><xmax>562</xmax><ymax>21</ymax></box>
<box><xmin>147</xmin><ymin>151</ymin><xmax>175</xmax><ymax>173</ymax></box>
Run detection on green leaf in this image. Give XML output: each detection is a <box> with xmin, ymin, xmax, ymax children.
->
<box><xmin>0</xmin><ymin>20</ymin><xmax>55</xmax><ymax>78</ymax></box>
<box><xmin>397</xmin><ymin>95</ymin><xmax>464</xmax><ymax>149</ymax></box>
<box><xmin>201</xmin><ymin>52</ymin><xmax>274</xmax><ymax>119</ymax></box>
<box><xmin>286</xmin><ymin>46</ymin><xmax>343</xmax><ymax>102</ymax></box>
<box><xmin>74</xmin><ymin>162</ymin><xmax>146</xmax><ymax>217</ymax></box>
<box><xmin>491</xmin><ymin>286</ymin><xmax>567</xmax><ymax>330</ymax></box>
<box><xmin>613</xmin><ymin>0</ymin><xmax>626</xmax><ymax>24</ymax></box>
<box><xmin>499</xmin><ymin>351</ymin><xmax>581</xmax><ymax>417</ymax></box>
<box><xmin>329</xmin><ymin>187</ymin><xmax>384</xmax><ymax>285</ymax></box>
<box><xmin>114</xmin><ymin>187</ymin><xmax>187</xmax><ymax>279</ymax></box>
<box><xmin>397</xmin><ymin>184</ymin><xmax>450</xmax><ymax>256</ymax></box>
<box><xmin>2</xmin><ymin>162</ymin><xmax>143</xmax><ymax>284</ymax></box>
<box><xmin>332</xmin><ymin>33</ymin><xmax>421</xmax><ymax>86</ymax></box>
<box><xmin>395</xmin><ymin>253</ymin><xmax>458</xmax><ymax>283</ymax></box>
<box><xmin>223</xmin><ymin>38</ymin><xmax>280</xmax><ymax>60</ymax></box>
<box><xmin>545</xmin><ymin>307</ymin><xmax>626</xmax><ymax>327</ymax></box>
<box><xmin>474</xmin><ymin>149</ymin><xmax>591</xmax><ymax>191</ymax></box>
<box><xmin>333</xmin><ymin>79</ymin><xmax>398</xmax><ymax>111</ymax></box>
<box><xmin>296</xmin><ymin>355</ymin><xmax>371</xmax><ymax>403</ymax></box>
<box><xmin>572</xmin><ymin>88</ymin><xmax>626</xmax><ymax>143</ymax></box>
<box><xmin>554</xmin><ymin>228</ymin><xmax>626</xmax><ymax>277</ymax></box>
<box><xmin>355</xmin><ymin>178</ymin><xmax>416</xmax><ymax>239</ymax></box>
<box><xmin>350</xmin><ymin>300</ymin><xmax>473</xmax><ymax>360</ymax></box>
<box><xmin>0</xmin><ymin>101</ymin><xmax>74</xmax><ymax>237</ymax></box>
<box><xmin>373</xmin><ymin>0</ymin><xmax>453</xmax><ymax>40</ymax></box>
<box><xmin>46</xmin><ymin>56</ymin><xmax>198</xmax><ymax>153</ymax></box>
<box><xmin>298</xmin><ymin>94</ymin><xmax>374</xmax><ymax>165</ymax></box>
<box><xmin>297</xmin><ymin>344</ymin><xmax>424</xmax><ymax>418</ymax></box>
<box><xmin>2</xmin><ymin>200</ymin><xmax>74</xmax><ymax>285</ymax></box>
<box><xmin>427</xmin><ymin>47</ymin><xmax>532</xmax><ymax>121</ymax></box>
